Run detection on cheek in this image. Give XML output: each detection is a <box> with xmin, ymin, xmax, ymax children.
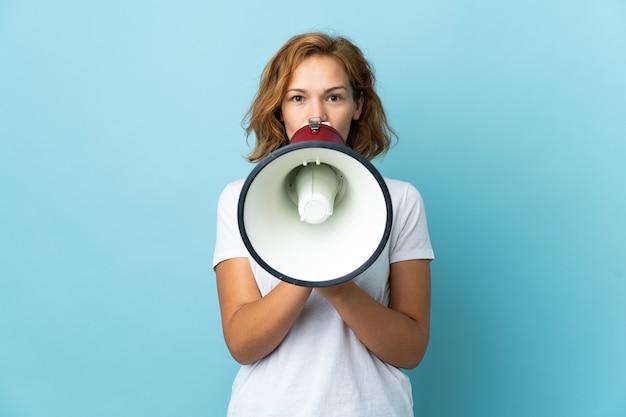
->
<box><xmin>283</xmin><ymin>120</ymin><xmax>298</xmax><ymax>141</ymax></box>
<box><xmin>338</xmin><ymin>112</ymin><xmax>355</xmax><ymax>137</ymax></box>
<box><xmin>280</xmin><ymin>109</ymin><xmax>292</xmax><ymax>137</ymax></box>
<box><xmin>284</xmin><ymin>117</ymin><xmax>297</xmax><ymax>134</ymax></box>
<box><xmin>281</xmin><ymin>108</ymin><xmax>296</xmax><ymax>125</ymax></box>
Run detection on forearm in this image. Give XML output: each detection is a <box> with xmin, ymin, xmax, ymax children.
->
<box><xmin>223</xmin><ymin>282</ymin><xmax>312</xmax><ymax>365</ymax></box>
<box><xmin>318</xmin><ymin>281</ymin><xmax>429</xmax><ymax>369</ymax></box>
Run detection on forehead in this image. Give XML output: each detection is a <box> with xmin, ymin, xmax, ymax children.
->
<box><xmin>288</xmin><ymin>55</ymin><xmax>349</xmax><ymax>85</ymax></box>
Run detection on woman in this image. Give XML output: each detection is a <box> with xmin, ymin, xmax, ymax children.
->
<box><xmin>213</xmin><ymin>32</ymin><xmax>434</xmax><ymax>416</ymax></box>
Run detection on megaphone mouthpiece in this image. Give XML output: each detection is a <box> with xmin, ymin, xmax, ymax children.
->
<box><xmin>290</xmin><ymin>163</ymin><xmax>340</xmax><ymax>224</ymax></box>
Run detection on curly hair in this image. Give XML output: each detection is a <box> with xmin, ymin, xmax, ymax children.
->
<box><xmin>243</xmin><ymin>32</ymin><xmax>396</xmax><ymax>162</ymax></box>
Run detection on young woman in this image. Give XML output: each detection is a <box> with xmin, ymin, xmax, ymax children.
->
<box><xmin>213</xmin><ymin>32</ymin><xmax>434</xmax><ymax>417</ymax></box>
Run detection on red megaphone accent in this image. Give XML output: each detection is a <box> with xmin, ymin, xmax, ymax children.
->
<box><xmin>290</xmin><ymin>119</ymin><xmax>346</xmax><ymax>146</ymax></box>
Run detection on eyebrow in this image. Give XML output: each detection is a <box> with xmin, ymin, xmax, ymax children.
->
<box><xmin>286</xmin><ymin>86</ymin><xmax>348</xmax><ymax>94</ymax></box>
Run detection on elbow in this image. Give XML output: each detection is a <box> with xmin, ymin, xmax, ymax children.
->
<box><xmin>401</xmin><ymin>348</ymin><xmax>428</xmax><ymax>370</ymax></box>
<box><xmin>225</xmin><ymin>340</ymin><xmax>257</xmax><ymax>365</ymax></box>
<box><xmin>231</xmin><ymin>354</ymin><xmax>256</xmax><ymax>366</ymax></box>
<box><xmin>399</xmin><ymin>330</ymin><xmax>430</xmax><ymax>370</ymax></box>
<box><xmin>228</xmin><ymin>350</ymin><xmax>257</xmax><ymax>366</ymax></box>
<box><xmin>225</xmin><ymin>336</ymin><xmax>269</xmax><ymax>365</ymax></box>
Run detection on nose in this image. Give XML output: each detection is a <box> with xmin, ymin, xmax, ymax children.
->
<box><xmin>309</xmin><ymin>100</ymin><xmax>328</xmax><ymax>123</ymax></box>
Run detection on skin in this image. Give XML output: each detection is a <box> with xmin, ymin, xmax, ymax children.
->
<box><xmin>216</xmin><ymin>54</ymin><xmax>431</xmax><ymax>369</ymax></box>
<box><xmin>280</xmin><ymin>55</ymin><xmax>363</xmax><ymax>141</ymax></box>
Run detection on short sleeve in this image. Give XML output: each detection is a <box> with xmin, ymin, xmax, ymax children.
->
<box><xmin>387</xmin><ymin>180</ymin><xmax>434</xmax><ymax>263</ymax></box>
<box><xmin>212</xmin><ymin>179</ymin><xmax>249</xmax><ymax>269</ymax></box>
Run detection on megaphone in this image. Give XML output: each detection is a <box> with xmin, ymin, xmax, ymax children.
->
<box><xmin>238</xmin><ymin>118</ymin><xmax>392</xmax><ymax>287</ymax></box>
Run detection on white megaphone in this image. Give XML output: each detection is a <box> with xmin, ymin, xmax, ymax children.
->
<box><xmin>238</xmin><ymin>118</ymin><xmax>392</xmax><ymax>287</ymax></box>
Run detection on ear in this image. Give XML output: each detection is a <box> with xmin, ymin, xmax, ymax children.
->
<box><xmin>352</xmin><ymin>92</ymin><xmax>364</xmax><ymax>120</ymax></box>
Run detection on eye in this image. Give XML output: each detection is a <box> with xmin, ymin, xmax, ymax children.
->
<box><xmin>290</xmin><ymin>95</ymin><xmax>304</xmax><ymax>102</ymax></box>
<box><xmin>328</xmin><ymin>94</ymin><xmax>342</xmax><ymax>102</ymax></box>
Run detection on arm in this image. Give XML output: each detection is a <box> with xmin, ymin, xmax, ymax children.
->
<box><xmin>315</xmin><ymin>258</ymin><xmax>431</xmax><ymax>369</ymax></box>
<box><xmin>215</xmin><ymin>257</ymin><xmax>312</xmax><ymax>365</ymax></box>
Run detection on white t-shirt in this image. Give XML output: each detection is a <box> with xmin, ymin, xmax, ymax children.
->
<box><xmin>213</xmin><ymin>177</ymin><xmax>434</xmax><ymax>417</ymax></box>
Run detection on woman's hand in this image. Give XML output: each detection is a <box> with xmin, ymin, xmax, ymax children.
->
<box><xmin>315</xmin><ymin>259</ymin><xmax>431</xmax><ymax>369</ymax></box>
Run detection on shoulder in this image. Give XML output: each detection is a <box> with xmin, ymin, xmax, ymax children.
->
<box><xmin>383</xmin><ymin>177</ymin><xmax>425</xmax><ymax>206</ymax></box>
<box><xmin>222</xmin><ymin>178</ymin><xmax>246</xmax><ymax>194</ymax></box>
<box><xmin>218</xmin><ymin>178</ymin><xmax>246</xmax><ymax>202</ymax></box>
<box><xmin>216</xmin><ymin>178</ymin><xmax>247</xmax><ymax>219</ymax></box>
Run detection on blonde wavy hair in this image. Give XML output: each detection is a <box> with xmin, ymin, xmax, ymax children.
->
<box><xmin>243</xmin><ymin>32</ymin><xmax>396</xmax><ymax>162</ymax></box>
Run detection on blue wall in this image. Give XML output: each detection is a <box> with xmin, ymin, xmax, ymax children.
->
<box><xmin>1</xmin><ymin>1</ymin><xmax>624</xmax><ymax>416</ymax></box>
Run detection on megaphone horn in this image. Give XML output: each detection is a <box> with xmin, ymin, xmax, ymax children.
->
<box><xmin>238</xmin><ymin>119</ymin><xmax>392</xmax><ymax>287</ymax></box>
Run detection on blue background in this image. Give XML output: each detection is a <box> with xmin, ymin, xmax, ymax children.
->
<box><xmin>1</xmin><ymin>1</ymin><xmax>625</xmax><ymax>416</ymax></box>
